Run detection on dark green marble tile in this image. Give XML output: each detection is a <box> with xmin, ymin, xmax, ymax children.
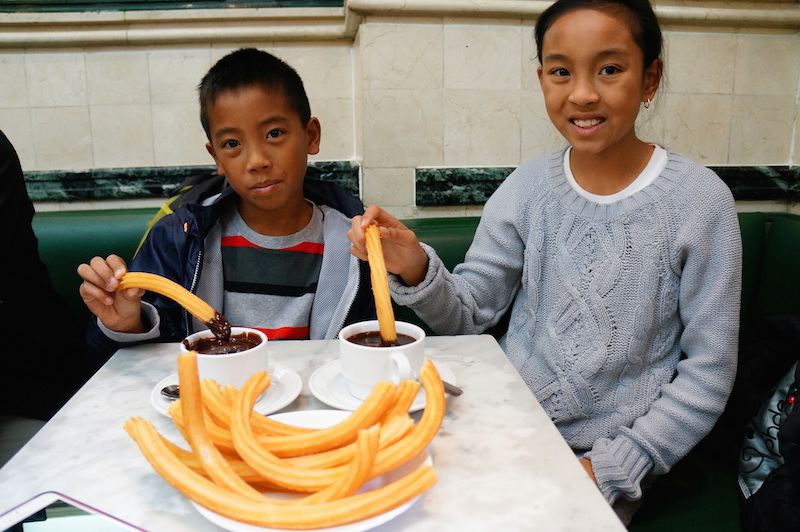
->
<box><xmin>415</xmin><ymin>167</ymin><xmax>513</xmax><ymax>207</ymax></box>
<box><xmin>25</xmin><ymin>161</ymin><xmax>359</xmax><ymax>202</ymax></box>
<box><xmin>415</xmin><ymin>165</ymin><xmax>800</xmax><ymax>207</ymax></box>
<box><xmin>711</xmin><ymin>166</ymin><xmax>800</xmax><ymax>202</ymax></box>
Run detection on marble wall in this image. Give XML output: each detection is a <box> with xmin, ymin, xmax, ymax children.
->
<box><xmin>0</xmin><ymin>1</ymin><xmax>798</xmax><ymax>215</ymax></box>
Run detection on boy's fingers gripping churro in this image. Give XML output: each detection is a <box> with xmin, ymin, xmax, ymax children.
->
<box><xmin>119</xmin><ymin>272</ymin><xmax>230</xmax><ymax>340</ymax></box>
<box><xmin>364</xmin><ymin>225</ymin><xmax>397</xmax><ymax>344</ymax></box>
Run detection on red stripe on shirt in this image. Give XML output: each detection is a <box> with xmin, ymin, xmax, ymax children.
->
<box><xmin>221</xmin><ymin>236</ymin><xmax>323</xmax><ymax>254</ymax></box>
<box><xmin>253</xmin><ymin>326</ymin><xmax>310</xmax><ymax>340</ymax></box>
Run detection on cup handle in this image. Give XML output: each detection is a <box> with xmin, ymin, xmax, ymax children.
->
<box><xmin>390</xmin><ymin>352</ymin><xmax>414</xmax><ymax>383</ymax></box>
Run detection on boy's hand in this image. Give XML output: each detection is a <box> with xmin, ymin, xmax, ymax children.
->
<box><xmin>348</xmin><ymin>205</ymin><xmax>429</xmax><ymax>286</ymax></box>
<box><xmin>77</xmin><ymin>255</ymin><xmax>146</xmax><ymax>333</ymax></box>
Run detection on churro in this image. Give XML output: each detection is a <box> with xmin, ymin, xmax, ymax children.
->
<box><xmin>364</xmin><ymin>225</ymin><xmax>397</xmax><ymax>344</ymax></box>
<box><xmin>119</xmin><ymin>271</ymin><xmax>230</xmax><ymax>340</ymax></box>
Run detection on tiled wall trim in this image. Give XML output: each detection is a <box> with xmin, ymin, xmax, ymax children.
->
<box><xmin>415</xmin><ymin>166</ymin><xmax>800</xmax><ymax>207</ymax></box>
<box><xmin>24</xmin><ymin>161</ymin><xmax>360</xmax><ymax>202</ymax></box>
<box><xmin>24</xmin><ymin>162</ymin><xmax>796</xmax><ymax>206</ymax></box>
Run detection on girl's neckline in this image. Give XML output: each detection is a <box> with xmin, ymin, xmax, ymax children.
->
<box><xmin>564</xmin><ymin>144</ymin><xmax>667</xmax><ymax>205</ymax></box>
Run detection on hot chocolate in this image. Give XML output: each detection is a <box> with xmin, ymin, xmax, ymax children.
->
<box><xmin>346</xmin><ymin>331</ymin><xmax>416</xmax><ymax>348</ymax></box>
<box><xmin>183</xmin><ymin>330</ymin><xmax>261</xmax><ymax>354</ymax></box>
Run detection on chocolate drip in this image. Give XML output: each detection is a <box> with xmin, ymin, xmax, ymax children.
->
<box><xmin>205</xmin><ymin>312</ymin><xmax>232</xmax><ymax>343</ymax></box>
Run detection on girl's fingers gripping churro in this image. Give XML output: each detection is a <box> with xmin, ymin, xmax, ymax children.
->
<box><xmin>364</xmin><ymin>225</ymin><xmax>397</xmax><ymax>344</ymax></box>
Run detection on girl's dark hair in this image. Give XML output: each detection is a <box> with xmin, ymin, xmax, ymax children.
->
<box><xmin>198</xmin><ymin>48</ymin><xmax>312</xmax><ymax>140</ymax></box>
<box><xmin>534</xmin><ymin>0</ymin><xmax>663</xmax><ymax>69</ymax></box>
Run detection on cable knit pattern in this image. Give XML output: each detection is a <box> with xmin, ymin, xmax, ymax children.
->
<box><xmin>391</xmin><ymin>148</ymin><xmax>742</xmax><ymax>504</ymax></box>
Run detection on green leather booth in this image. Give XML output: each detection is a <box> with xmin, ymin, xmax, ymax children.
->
<box><xmin>31</xmin><ymin>208</ymin><xmax>800</xmax><ymax>531</ymax></box>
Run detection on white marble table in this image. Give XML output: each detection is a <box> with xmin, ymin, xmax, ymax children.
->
<box><xmin>0</xmin><ymin>335</ymin><xmax>624</xmax><ymax>531</ymax></box>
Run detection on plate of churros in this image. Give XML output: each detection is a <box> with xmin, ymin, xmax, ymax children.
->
<box><xmin>150</xmin><ymin>363</ymin><xmax>302</xmax><ymax>417</ymax></box>
<box><xmin>190</xmin><ymin>409</ymin><xmax>432</xmax><ymax>532</ymax></box>
<box><xmin>125</xmin><ymin>354</ymin><xmax>443</xmax><ymax>531</ymax></box>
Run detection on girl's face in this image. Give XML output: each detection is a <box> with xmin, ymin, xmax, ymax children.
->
<box><xmin>536</xmin><ymin>8</ymin><xmax>661</xmax><ymax>160</ymax></box>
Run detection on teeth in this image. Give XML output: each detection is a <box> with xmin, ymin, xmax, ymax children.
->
<box><xmin>573</xmin><ymin>118</ymin><xmax>602</xmax><ymax>128</ymax></box>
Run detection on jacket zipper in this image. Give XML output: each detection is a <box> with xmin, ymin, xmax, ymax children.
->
<box><xmin>185</xmin><ymin>248</ymin><xmax>203</xmax><ymax>333</ymax></box>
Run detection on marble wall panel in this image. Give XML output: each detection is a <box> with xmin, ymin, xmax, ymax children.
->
<box><xmin>443</xmin><ymin>22</ymin><xmax>522</xmax><ymax>91</ymax></box>
<box><xmin>25</xmin><ymin>52</ymin><xmax>88</xmax><ymax>108</ymax></box>
<box><xmin>31</xmin><ymin>106</ymin><xmax>92</xmax><ymax>170</ymax></box>
<box><xmin>274</xmin><ymin>43</ymin><xmax>353</xmax><ymax>101</ymax></box>
<box><xmin>664</xmin><ymin>32</ymin><xmax>737</xmax><ymax>95</ymax></box>
<box><xmin>360</xmin><ymin>23</ymin><xmax>444</xmax><ymax>90</ymax></box>
<box><xmin>86</xmin><ymin>51</ymin><xmax>151</xmax><ymax>106</ymax></box>
<box><xmin>729</xmin><ymin>95</ymin><xmax>796</xmax><ymax>165</ymax></box>
<box><xmin>734</xmin><ymin>33</ymin><xmax>799</xmax><ymax>97</ymax></box>
<box><xmin>90</xmin><ymin>104</ymin><xmax>154</xmax><ymax>168</ymax></box>
<box><xmin>661</xmin><ymin>93</ymin><xmax>733</xmax><ymax>165</ymax></box>
<box><xmin>443</xmin><ymin>89</ymin><xmax>521</xmax><ymax>166</ymax></box>
<box><xmin>151</xmin><ymin>102</ymin><xmax>209</xmax><ymax>167</ymax></box>
<box><xmin>362</xmin><ymin>88</ymin><xmax>443</xmax><ymax>167</ymax></box>
<box><xmin>0</xmin><ymin>55</ymin><xmax>28</xmax><ymax>109</ymax></box>
<box><xmin>147</xmin><ymin>48</ymin><xmax>213</xmax><ymax>105</ymax></box>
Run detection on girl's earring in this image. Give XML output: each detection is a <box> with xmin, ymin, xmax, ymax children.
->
<box><xmin>643</xmin><ymin>98</ymin><xmax>652</xmax><ymax>109</ymax></box>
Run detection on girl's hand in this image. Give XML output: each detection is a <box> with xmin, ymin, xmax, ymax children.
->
<box><xmin>348</xmin><ymin>205</ymin><xmax>429</xmax><ymax>286</ymax></box>
<box><xmin>77</xmin><ymin>254</ymin><xmax>145</xmax><ymax>333</ymax></box>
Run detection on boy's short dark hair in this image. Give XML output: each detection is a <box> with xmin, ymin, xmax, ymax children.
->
<box><xmin>198</xmin><ymin>48</ymin><xmax>312</xmax><ymax>140</ymax></box>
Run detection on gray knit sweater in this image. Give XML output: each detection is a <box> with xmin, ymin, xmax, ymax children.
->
<box><xmin>391</xmin><ymin>148</ymin><xmax>742</xmax><ymax>505</ymax></box>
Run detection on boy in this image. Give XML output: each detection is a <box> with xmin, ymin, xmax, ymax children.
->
<box><xmin>78</xmin><ymin>48</ymin><xmax>374</xmax><ymax>364</ymax></box>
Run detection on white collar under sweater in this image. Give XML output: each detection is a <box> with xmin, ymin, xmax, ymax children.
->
<box><xmin>564</xmin><ymin>144</ymin><xmax>668</xmax><ymax>204</ymax></box>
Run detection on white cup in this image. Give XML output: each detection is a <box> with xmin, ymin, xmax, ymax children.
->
<box><xmin>180</xmin><ymin>327</ymin><xmax>268</xmax><ymax>391</ymax></box>
<box><xmin>338</xmin><ymin>320</ymin><xmax>425</xmax><ymax>400</ymax></box>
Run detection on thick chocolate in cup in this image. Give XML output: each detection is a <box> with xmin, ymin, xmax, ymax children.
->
<box><xmin>180</xmin><ymin>327</ymin><xmax>268</xmax><ymax>391</ymax></box>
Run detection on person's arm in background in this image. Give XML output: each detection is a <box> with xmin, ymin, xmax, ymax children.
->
<box><xmin>0</xmin><ymin>130</ymin><xmax>94</xmax><ymax>420</ymax></box>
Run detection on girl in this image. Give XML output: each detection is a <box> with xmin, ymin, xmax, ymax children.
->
<box><xmin>348</xmin><ymin>0</ymin><xmax>742</xmax><ymax>522</ymax></box>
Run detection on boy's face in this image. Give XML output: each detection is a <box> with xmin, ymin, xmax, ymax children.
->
<box><xmin>205</xmin><ymin>85</ymin><xmax>320</xmax><ymax>235</ymax></box>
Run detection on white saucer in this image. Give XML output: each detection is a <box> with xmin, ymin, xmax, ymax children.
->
<box><xmin>308</xmin><ymin>359</ymin><xmax>455</xmax><ymax>413</ymax></box>
<box><xmin>149</xmin><ymin>363</ymin><xmax>302</xmax><ymax>417</ymax></box>
<box><xmin>190</xmin><ymin>409</ymin><xmax>431</xmax><ymax>532</ymax></box>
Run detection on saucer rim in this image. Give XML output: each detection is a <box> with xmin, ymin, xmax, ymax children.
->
<box><xmin>308</xmin><ymin>359</ymin><xmax>455</xmax><ymax>413</ymax></box>
<box><xmin>149</xmin><ymin>363</ymin><xmax>302</xmax><ymax>417</ymax></box>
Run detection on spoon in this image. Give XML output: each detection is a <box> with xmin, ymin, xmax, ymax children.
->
<box><xmin>161</xmin><ymin>384</ymin><xmax>180</xmax><ymax>401</ymax></box>
<box><xmin>442</xmin><ymin>380</ymin><xmax>463</xmax><ymax>397</ymax></box>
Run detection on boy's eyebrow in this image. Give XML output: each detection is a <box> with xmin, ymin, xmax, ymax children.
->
<box><xmin>212</xmin><ymin>115</ymin><xmax>292</xmax><ymax>139</ymax></box>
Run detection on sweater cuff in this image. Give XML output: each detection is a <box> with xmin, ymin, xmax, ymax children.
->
<box><xmin>389</xmin><ymin>243</ymin><xmax>443</xmax><ymax>304</ymax></box>
<box><xmin>98</xmin><ymin>302</ymin><xmax>161</xmax><ymax>343</ymax></box>
<box><xmin>586</xmin><ymin>436</ymin><xmax>653</xmax><ymax>505</ymax></box>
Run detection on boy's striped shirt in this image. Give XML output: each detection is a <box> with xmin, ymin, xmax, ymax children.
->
<box><xmin>220</xmin><ymin>204</ymin><xmax>324</xmax><ymax>340</ymax></box>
